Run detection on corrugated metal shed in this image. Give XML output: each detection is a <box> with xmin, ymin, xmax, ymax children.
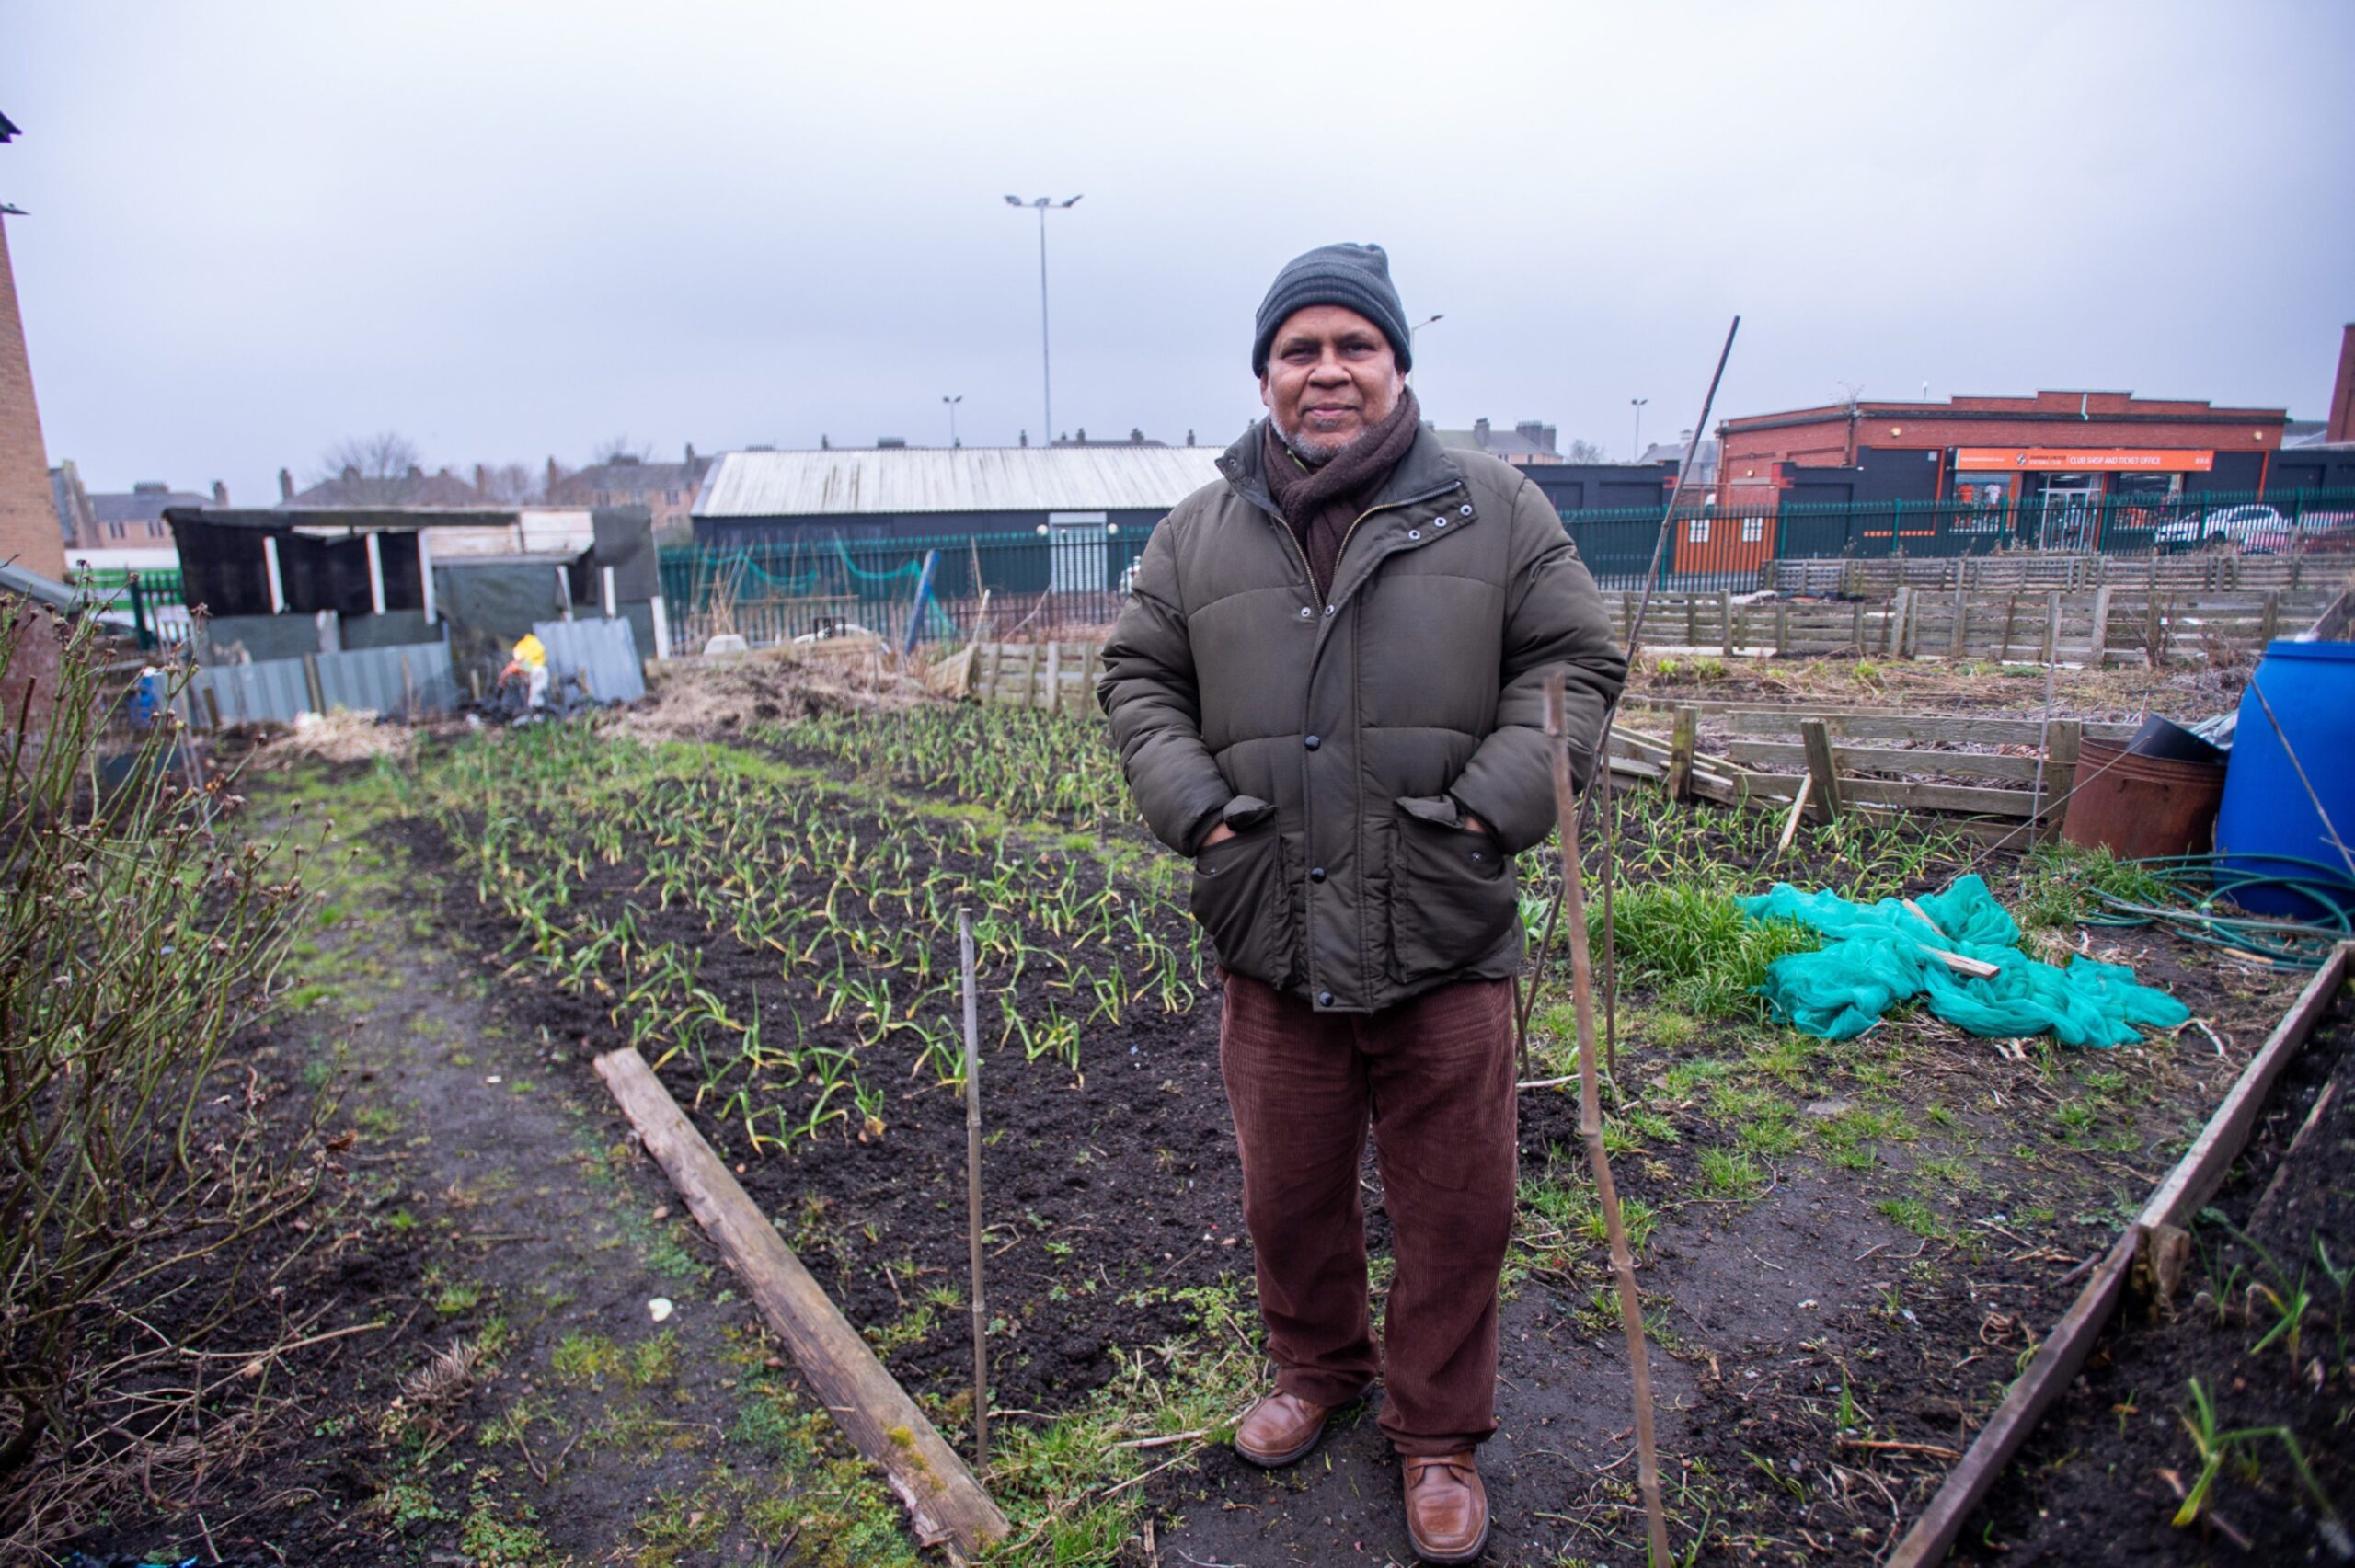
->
<box><xmin>695</xmin><ymin>446</ymin><xmax>1224</xmax><ymax>519</ymax></box>
<box><xmin>319</xmin><ymin>642</ymin><xmax>458</xmax><ymax>715</ymax></box>
<box><xmin>196</xmin><ymin>658</ymin><xmax>310</xmax><ymax>726</ymax></box>
<box><xmin>193</xmin><ymin>641</ymin><xmax>457</xmax><ymax>726</ymax></box>
<box><xmin>532</xmin><ymin>617</ymin><xmax>645</xmax><ymax>702</ymax></box>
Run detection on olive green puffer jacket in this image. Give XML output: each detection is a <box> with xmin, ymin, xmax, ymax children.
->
<box><xmin>1097</xmin><ymin>420</ymin><xmax>1626</xmax><ymax>1013</ymax></box>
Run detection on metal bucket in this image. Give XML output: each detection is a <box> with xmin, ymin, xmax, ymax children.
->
<box><xmin>2061</xmin><ymin>738</ymin><xmax>2227</xmax><ymax>861</ymax></box>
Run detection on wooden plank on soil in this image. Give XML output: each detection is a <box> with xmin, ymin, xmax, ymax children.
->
<box><xmin>592</xmin><ymin>1048</ymin><xmax>1010</xmax><ymax>1555</ymax></box>
<box><xmin>1723</xmin><ymin>739</ymin><xmax>2044</xmax><ymax>783</ymax></box>
<box><xmin>1885</xmin><ymin>942</ymin><xmax>2352</xmax><ymax>1568</ymax></box>
<box><xmin>2136</xmin><ymin>943</ymin><xmax>2353</xmax><ymax>1230</ymax></box>
<box><xmin>1837</xmin><ymin>777</ymin><xmax>2036</xmax><ymax>817</ymax></box>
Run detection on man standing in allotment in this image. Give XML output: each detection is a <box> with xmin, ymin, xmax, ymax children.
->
<box><xmin>1098</xmin><ymin>243</ymin><xmax>1626</xmax><ymax>1562</ymax></box>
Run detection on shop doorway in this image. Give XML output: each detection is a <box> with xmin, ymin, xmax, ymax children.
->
<box><xmin>2033</xmin><ymin>475</ymin><xmax>2100</xmax><ymax>551</ymax></box>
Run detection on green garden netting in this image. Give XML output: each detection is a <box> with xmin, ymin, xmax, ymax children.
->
<box><xmin>1737</xmin><ymin>875</ymin><xmax>2191</xmax><ymax>1047</ymax></box>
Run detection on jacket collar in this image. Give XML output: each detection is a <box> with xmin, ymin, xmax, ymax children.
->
<box><xmin>1217</xmin><ymin>417</ymin><xmax>1465</xmax><ymax>521</ymax></box>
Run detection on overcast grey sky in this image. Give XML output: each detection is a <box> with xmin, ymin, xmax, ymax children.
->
<box><xmin>6</xmin><ymin>0</ymin><xmax>2350</xmax><ymax>502</ymax></box>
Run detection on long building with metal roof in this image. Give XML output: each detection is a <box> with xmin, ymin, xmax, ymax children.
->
<box><xmin>691</xmin><ymin>444</ymin><xmax>1225</xmax><ymax>547</ymax></box>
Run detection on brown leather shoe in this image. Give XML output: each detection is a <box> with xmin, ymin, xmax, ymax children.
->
<box><xmin>1403</xmin><ymin>1451</ymin><xmax>1488</xmax><ymax>1563</ymax></box>
<box><xmin>1232</xmin><ymin>1391</ymin><xmax>1340</xmax><ymax>1468</ymax></box>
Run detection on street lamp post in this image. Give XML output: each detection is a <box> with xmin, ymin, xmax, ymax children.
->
<box><xmin>1405</xmin><ymin>315</ymin><xmax>1442</xmax><ymax>384</ymax></box>
<box><xmin>942</xmin><ymin>395</ymin><xmax>963</xmax><ymax>448</ymax></box>
<box><xmin>1630</xmin><ymin>397</ymin><xmax>1649</xmax><ymax>461</ymax></box>
<box><xmin>1004</xmin><ymin>194</ymin><xmax>1082</xmax><ymax>443</ymax></box>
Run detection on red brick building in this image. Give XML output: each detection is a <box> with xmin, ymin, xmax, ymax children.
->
<box><xmin>1717</xmin><ymin>389</ymin><xmax>2288</xmax><ymax>551</ymax></box>
<box><xmin>0</xmin><ymin>114</ymin><xmax>63</xmax><ymax>582</ymax></box>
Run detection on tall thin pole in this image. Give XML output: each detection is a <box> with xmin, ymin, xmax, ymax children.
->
<box><xmin>959</xmin><ymin>910</ymin><xmax>988</xmax><ymax>1468</ymax></box>
<box><xmin>1630</xmin><ymin>397</ymin><xmax>1648</xmax><ymax>461</ymax></box>
<box><xmin>1547</xmin><ymin>676</ymin><xmax>1671</xmax><ymax>1568</ymax></box>
<box><xmin>1036</xmin><ymin>207</ymin><xmax>1052</xmax><ymax>443</ymax></box>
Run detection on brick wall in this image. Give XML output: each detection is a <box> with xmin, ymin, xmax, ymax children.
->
<box><xmin>0</xmin><ymin>215</ymin><xmax>61</xmax><ymax>579</ymax></box>
<box><xmin>1718</xmin><ymin>394</ymin><xmax>2288</xmax><ymax>506</ymax></box>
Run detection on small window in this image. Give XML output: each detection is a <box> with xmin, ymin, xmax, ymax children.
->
<box><xmin>1686</xmin><ymin>518</ymin><xmax>1711</xmax><ymax>543</ymax></box>
<box><xmin>1741</xmin><ymin>516</ymin><xmax>1764</xmax><ymax>543</ymax></box>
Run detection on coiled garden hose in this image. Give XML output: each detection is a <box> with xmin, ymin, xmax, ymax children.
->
<box><xmin>2085</xmin><ymin>853</ymin><xmax>2355</xmax><ymax>969</ymax></box>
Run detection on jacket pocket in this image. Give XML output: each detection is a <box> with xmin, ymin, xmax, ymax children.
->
<box><xmin>1189</xmin><ymin>823</ymin><xmax>1296</xmax><ymax>988</ymax></box>
<box><xmin>1388</xmin><ymin>795</ymin><xmax>1516</xmax><ymax>986</ymax></box>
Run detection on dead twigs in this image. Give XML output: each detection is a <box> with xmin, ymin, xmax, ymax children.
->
<box><xmin>1545</xmin><ymin>673</ymin><xmax>1672</xmax><ymax>1568</ymax></box>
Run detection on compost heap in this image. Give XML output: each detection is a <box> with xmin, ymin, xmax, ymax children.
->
<box><xmin>1738</xmin><ymin>875</ymin><xmax>2190</xmax><ymax>1046</ymax></box>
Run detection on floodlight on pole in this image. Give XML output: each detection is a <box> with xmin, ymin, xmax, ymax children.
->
<box><xmin>1005</xmin><ymin>194</ymin><xmax>1083</xmax><ymax>443</ymax></box>
<box><xmin>942</xmin><ymin>395</ymin><xmax>963</xmax><ymax>448</ymax></box>
<box><xmin>1630</xmin><ymin>397</ymin><xmax>1649</xmax><ymax>461</ymax></box>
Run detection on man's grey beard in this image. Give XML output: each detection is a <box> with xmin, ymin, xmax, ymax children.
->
<box><xmin>1273</xmin><ymin>409</ymin><xmax>1368</xmax><ymax>466</ymax></box>
<box><xmin>1273</xmin><ymin>390</ymin><xmax>1409</xmax><ymax>466</ymax></box>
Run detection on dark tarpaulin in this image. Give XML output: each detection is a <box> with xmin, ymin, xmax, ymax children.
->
<box><xmin>167</xmin><ymin>515</ymin><xmax>425</xmax><ymax>618</ymax></box>
<box><xmin>592</xmin><ymin>507</ymin><xmax>660</xmax><ymax>601</ymax></box>
<box><xmin>432</xmin><ymin>556</ymin><xmax>586</xmax><ymax>683</ymax></box>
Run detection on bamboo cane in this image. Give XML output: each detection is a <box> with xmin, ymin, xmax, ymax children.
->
<box><xmin>959</xmin><ymin>910</ymin><xmax>988</xmax><ymax>1469</ymax></box>
<box><xmin>1545</xmin><ymin>675</ymin><xmax>1671</xmax><ymax>1568</ymax></box>
<box><xmin>1598</xmin><ymin>739</ymin><xmax>1618</xmax><ymax>1078</ymax></box>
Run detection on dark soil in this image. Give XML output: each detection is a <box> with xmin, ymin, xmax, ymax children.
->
<box><xmin>1956</xmin><ymin>982</ymin><xmax>2355</xmax><ymax>1565</ymax></box>
<box><xmin>405</xmin><ymin>799</ymin><xmax>1254</xmax><ymax>1423</ymax></box>
<box><xmin>62</xmin><ymin>812</ymin><xmax>798</xmax><ymax>1566</ymax></box>
<box><xmin>60</xmin><ymin>727</ymin><xmax>2322</xmax><ymax>1568</ymax></box>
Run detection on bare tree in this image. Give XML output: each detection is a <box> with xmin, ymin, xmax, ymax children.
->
<box><xmin>1566</xmin><ymin>438</ymin><xmax>1614</xmax><ymax>464</ymax></box>
<box><xmin>313</xmin><ymin>432</ymin><xmax>423</xmax><ymax>503</ymax></box>
<box><xmin>592</xmin><ymin>434</ymin><xmax>649</xmax><ymax>465</ymax></box>
<box><xmin>473</xmin><ymin>462</ymin><xmax>544</xmax><ymax>504</ymax></box>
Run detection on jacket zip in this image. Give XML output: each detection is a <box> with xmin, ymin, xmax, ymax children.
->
<box><xmin>1276</xmin><ymin>479</ymin><xmax>1463</xmax><ymax>1008</ymax></box>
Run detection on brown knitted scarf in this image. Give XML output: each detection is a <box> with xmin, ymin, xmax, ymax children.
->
<box><xmin>1261</xmin><ymin>387</ymin><xmax>1421</xmax><ymax>600</ymax></box>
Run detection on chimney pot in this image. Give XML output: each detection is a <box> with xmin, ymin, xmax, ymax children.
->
<box><xmin>213</xmin><ymin>480</ymin><xmax>228</xmax><ymax>505</ymax></box>
<box><xmin>279</xmin><ymin>467</ymin><xmax>294</xmax><ymax>502</ymax></box>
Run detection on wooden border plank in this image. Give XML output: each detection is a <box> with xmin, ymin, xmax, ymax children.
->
<box><xmin>592</xmin><ymin>1048</ymin><xmax>1010</xmax><ymax>1554</ymax></box>
<box><xmin>1723</xmin><ymin>739</ymin><xmax>2044</xmax><ymax>783</ymax></box>
<box><xmin>1886</xmin><ymin>943</ymin><xmax>2351</xmax><ymax>1568</ymax></box>
<box><xmin>2138</xmin><ymin>944</ymin><xmax>2352</xmax><ymax>1230</ymax></box>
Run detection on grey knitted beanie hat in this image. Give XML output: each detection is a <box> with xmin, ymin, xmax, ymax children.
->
<box><xmin>1251</xmin><ymin>242</ymin><xmax>1412</xmax><ymax>375</ymax></box>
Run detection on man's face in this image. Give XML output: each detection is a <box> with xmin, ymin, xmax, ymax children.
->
<box><xmin>1259</xmin><ymin>304</ymin><xmax>1405</xmax><ymax>463</ymax></box>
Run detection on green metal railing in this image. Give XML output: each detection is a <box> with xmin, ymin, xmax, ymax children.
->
<box><xmin>86</xmin><ymin>486</ymin><xmax>2355</xmax><ymax>652</ymax></box>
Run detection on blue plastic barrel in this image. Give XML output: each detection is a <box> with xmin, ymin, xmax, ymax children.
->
<box><xmin>2215</xmin><ymin>639</ymin><xmax>2355</xmax><ymax>920</ymax></box>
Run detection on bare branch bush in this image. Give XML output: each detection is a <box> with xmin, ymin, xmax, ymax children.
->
<box><xmin>0</xmin><ymin>601</ymin><xmax>322</xmax><ymax>1542</ymax></box>
<box><xmin>313</xmin><ymin>431</ymin><xmax>424</xmax><ymax>502</ymax></box>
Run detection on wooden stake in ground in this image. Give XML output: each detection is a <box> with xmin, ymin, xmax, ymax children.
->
<box><xmin>959</xmin><ymin>909</ymin><xmax>989</xmax><ymax>1469</ymax></box>
<box><xmin>592</xmin><ymin>1048</ymin><xmax>1008</xmax><ymax>1554</ymax></box>
<box><xmin>1544</xmin><ymin>674</ymin><xmax>1672</xmax><ymax>1568</ymax></box>
<box><xmin>1599</xmin><ymin>741</ymin><xmax>1619</xmax><ymax>1077</ymax></box>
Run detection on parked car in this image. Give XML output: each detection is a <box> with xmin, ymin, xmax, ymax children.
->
<box><xmin>2154</xmin><ymin>503</ymin><xmax>2293</xmax><ymax>554</ymax></box>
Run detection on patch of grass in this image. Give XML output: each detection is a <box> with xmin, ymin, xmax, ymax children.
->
<box><xmin>551</xmin><ymin>1331</ymin><xmax>624</xmax><ymax>1383</ymax></box>
<box><xmin>634</xmin><ymin>1482</ymin><xmax>730</xmax><ymax>1568</ymax></box>
<box><xmin>1699</xmin><ymin>1147</ymin><xmax>1768</xmax><ymax>1202</ymax></box>
<box><xmin>1600</xmin><ymin>887</ymin><xmax>1818</xmax><ymax>1021</ymax></box>
<box><xmin>1514</xmin><ymin>1159</ymin><xmax>1660</xmax><ymax>1283</ymax></box>
<box><xmin>1877</xmin><ymin>1196</ymin><xmax>1947</xmax><ymax>1239</ymax></box>
<box><xmin>459</xmin><ymin>1488</ymin><xmax>558</xmax><ymax>1566</ymax></box>
<box><xmin>353</xmin><ymin>1104</ymin><xmax>401</xmax><ymax>1139</ymax></box>
<box><xmin>1605</xmin><ymin>1104</ymin><xmax>1679</xmax><ymax>1153</ymax></box>
<box><xmin>2016</xmin><ymin>841</ymin><xmax>2170</xmax><ymax>932</ymax></box>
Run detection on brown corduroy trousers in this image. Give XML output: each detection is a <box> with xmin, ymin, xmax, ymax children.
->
<box><xmin>1218</xmin><ymin>970</ymin><xmax>1518</xmax><ymax>1456</ymax></box>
